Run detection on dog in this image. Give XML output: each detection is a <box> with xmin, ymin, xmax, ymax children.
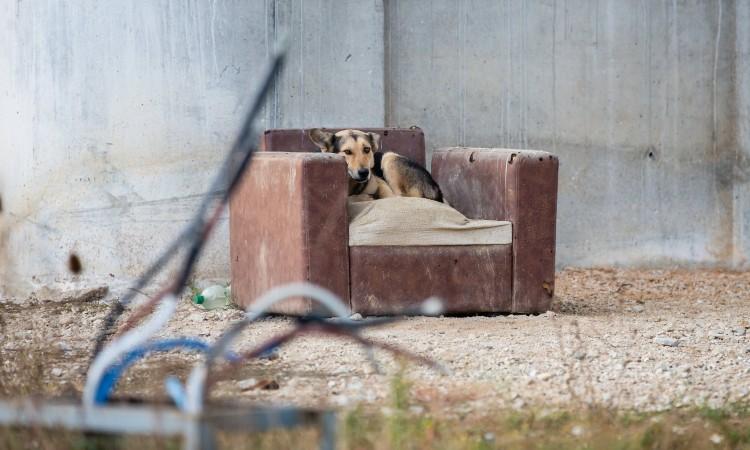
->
<box><xmin>307</xmin><ymin>128</ymin><xmax>444</xmax><ymax>202</ymax></box>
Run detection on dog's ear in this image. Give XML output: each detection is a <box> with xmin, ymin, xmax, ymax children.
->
<box><xmin>368</xmin><ymin>132</ymin><xmax>382</xmax><ymax>152</ymax></box>
<box><xmin>308</xmin><ymin>128</ymin><xmax>335</xmax><ymax>152</ymax></box>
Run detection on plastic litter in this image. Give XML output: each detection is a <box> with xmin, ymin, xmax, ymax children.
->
<box><xmin>193</xmin><ymin>285</ymin><xmax>231</xmax><ymax>310</ymax></box>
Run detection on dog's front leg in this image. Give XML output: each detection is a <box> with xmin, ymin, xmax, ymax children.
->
<box><xmin>349</xmin><ymin>193</ymin><xmax>374</xmax><ymax>202</ymax></box>
<box><xmin>374</xmin><ymin>178</ymin><xmax>395</xmax><ymax>199</ymax></box>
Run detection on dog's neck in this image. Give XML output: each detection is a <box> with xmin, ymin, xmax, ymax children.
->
<box><xmin>349</xmin><ymin>178</ymin><xmax>369</xmax><ymax>195</ymax></box>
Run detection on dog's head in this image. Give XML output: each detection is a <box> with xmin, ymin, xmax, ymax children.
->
<box><xmin>308</xmin><ymin>129</ymin><xmax>381</xmax><ymax>182</ymax></box>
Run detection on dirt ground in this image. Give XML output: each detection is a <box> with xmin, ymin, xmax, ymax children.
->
<box><xmin>2</xmin><ymin>268</ymin><xmax>750</xmax><ymax>417</ymax></box>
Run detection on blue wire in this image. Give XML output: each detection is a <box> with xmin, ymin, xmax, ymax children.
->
<box><xmin>94</xmin><ymin>337</ymin><xmax>238</xmax><ymax>404</ymax></box>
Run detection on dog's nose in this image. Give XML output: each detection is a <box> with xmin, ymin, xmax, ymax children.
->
<box><xmin>357</xmin><ymin>168</ymin><xmax>370</xmax><ymax>179</ymax></box>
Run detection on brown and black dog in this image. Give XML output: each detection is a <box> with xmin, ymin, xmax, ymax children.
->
<box><xmin>308</xmin><ymin>128</ymin><xmax>444</xmax><ymax>202</ymax></box>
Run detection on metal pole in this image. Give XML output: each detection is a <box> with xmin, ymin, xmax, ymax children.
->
<box><xmin>319</xmin><ymin>411</ymin><xmax>337</xmax><ymax>450</ymax></box>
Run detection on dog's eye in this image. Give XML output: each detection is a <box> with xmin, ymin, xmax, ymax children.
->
<box><xmin>363</xmin><ymin>147</ymin><xmax>371</xmax><ymax>153</ymax></box>
<box><xmin>343</xmin><ymin>150</ymin><xmax>352</xmax><ymax>155</ymax></box>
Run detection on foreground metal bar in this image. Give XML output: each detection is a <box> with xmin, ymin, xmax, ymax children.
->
<box><xmin>0</xmin><ymin>399</ymin><xmax>335</xmax><ymax>450</ymax></box>
<box><xmin>0</xmin><ymin>400</ymin><xmax>185</xmax><ymax>435</ymax></box>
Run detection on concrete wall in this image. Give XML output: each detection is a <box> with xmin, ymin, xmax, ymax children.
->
<box><xmin>0</xmin><ymin>0</ymin><xmax>384</xmax><ymax>298</ymax></box>
<box><xmin>386</xmin><ymin>0</ymin><xmax>743</xmax><ymax>268</ymax></box>
<box><xmin>0</xmin><ymin>0</ymin><xmax>747</xmax><ymax>299</ymax></box>
<box><xmin>733</xmin><ymin>0</ymin><xmax>750</xmax><ymax>267</ymax></box>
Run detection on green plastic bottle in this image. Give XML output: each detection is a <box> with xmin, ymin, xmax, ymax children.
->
<box><xmin>193</xmin><ymin>285</ymin><xmax>231</xmax><ymax>310</ymax></box>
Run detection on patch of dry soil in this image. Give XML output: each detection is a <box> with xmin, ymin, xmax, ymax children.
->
<box><xmin>2</xmin><ymin>269</ymin><xmax>749</xmax><ymax>417</ymax></box>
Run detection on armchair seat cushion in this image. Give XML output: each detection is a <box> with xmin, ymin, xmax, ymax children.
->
<box><xmin>347</xmin><ymin>197</ymin><xmax>512</xmax><ymax>247</ymax></box>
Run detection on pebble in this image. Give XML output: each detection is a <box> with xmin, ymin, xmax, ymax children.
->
<box><xmin>709</xmin><ymin>331</ymin><xmax>724</xmax><ymax>340</ymax></box>
<box><xmin>631</xmin><ymin>305</ymin><xmax>645</xmax><ymax>313</ymax></box>
<box><xmin>51</xmin><ymin>368</ymin><xmax>63</xmax><ymax>377</ymax></box>
<box><xmin>538</xmin><ymin>372</ymin><xmax>553</xmax><ymax>381</ymax></box>
<box><xmin>654</xmin><ymin>336</ymin><xmax>679</xmax><ymax>347</ymax></box>
<box><xmin>571</xmin><ymin>425</ymin><xmax>585</xmax><ymax>437</ymax></box>
<box><xmin>260</xmin><ymin>348</ymin><xmax>279</xmax><ymax>360</ymax></box>
<box><xmin>408</xmin><ymin>405</ymin><xmax>425</xmax><ymax>415</ymax></box>
<box><xmin>56</xmin><ymin>342</ymin><xmax>71</xmax><ymax>353</ymax></box>
<box><xmin>732</xmin><ymin>327</ymin><xmax>746</xmax><ymax>336</ymax></box>
<box><xmin>237</xmin><ymin>378</ymin><xmax>258</xmax><ymax>390</ymax></box>
<box><xmin>710</xmin><ymin>434</ymin><xmax>723</xmax><ymax>444</ymax></box>
<box><xmin>349</xmin><ymin>313</ymin><xmax>363</xmax><ymax>321</ymax></box>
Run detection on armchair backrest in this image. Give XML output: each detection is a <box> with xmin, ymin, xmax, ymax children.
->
<box><xmin>260</xmin><ymin>127</ymin><xmax>426</xmax><ymax>166</ymax></box>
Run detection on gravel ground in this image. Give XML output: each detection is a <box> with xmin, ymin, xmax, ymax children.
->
<box><xmin>2</xmin><ymin>268</ymin><xmax>750</xmax><ymax>417</ymax></box>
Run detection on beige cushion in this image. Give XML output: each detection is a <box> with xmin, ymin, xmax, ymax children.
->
<box><xmin>347</xmin><ymin>197</ymin><xmax>512</xmax><ymax>246</ymax></box>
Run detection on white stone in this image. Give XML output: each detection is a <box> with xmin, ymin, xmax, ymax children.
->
<box><xmin>237</xmin><ymin>378</ymin><xmax>258</xmax><ymax>390</ymax></box>
<box><xmin>654</xmin><ymin>336</ymin><xmax>679</xmax><ymax>347</ymax></box>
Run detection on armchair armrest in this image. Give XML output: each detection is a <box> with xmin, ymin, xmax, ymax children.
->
<box><xmin>229</xmin><ymin>152</ymin><xmax>349</xmax><ymax>314</ymax></box>
<box><xmin>432</xmin><ymin>148</ymin><xmax>559</xmax><ymax>313</ymax></box>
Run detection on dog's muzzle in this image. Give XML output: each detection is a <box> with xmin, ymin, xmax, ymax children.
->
<box><xmin>350</xmin><ymin>168</ymin><xmax>371</xmax><ymax>182</ymax></box>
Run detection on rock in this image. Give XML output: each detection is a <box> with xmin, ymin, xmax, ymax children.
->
<box><xmin>238</xmin><ymin>378</ymin><xmax>258</xmax><ymax>390</ymax></box>
<box><xmin>512</xmin><ymin>397</ymin><xmax>526</xmax><ymax>410</ymax></box>
<box><xmin>654</xmin><ymin>336</ymin><xmax>679</xmax><ymax>347</ymax></box>
<box><xmin>732</xmin><ymin>327</ymin><xmax>746</xmax><ymax>336</ymax></box>
<box><xmin>710</xmin><ymin>434</ymin><xmax>723</xmax><ymax>444</ymax></box>
<box><xmin>51</xmin><ymin>368</ymin><xmax>63</xmax><ymax>377</ymax></box>
<box><xmin>408</xmin><ymin>405</ymin><xmax>425</xmax><ymax>415</ymax></box>
<box><xmin>56</xmin><ymin>342</ymin><xmax>71</xmax><ymax>353</ymax></box>
<box><xmin>349</xmin><ymin>313</ymin><xmax>363</xmax><ymax>321</ymax></box>
<box><xmin>238</xmin><ymin>378</ymin><xmax>279</xmax><ymax>390</ymax></box>
<box><xmin>259</xmin><ymin>348</ymin><xmax>279</xmax><ymax>360</ymax></box>
<box><xmin>258</xmin><ymin>379</ymin><xmax>280</xmax><ymax>390</ymax></box>
<box><xmin>59</xmin><ymin>286</ymin><xmax>109</xmax><ymax>304</ymax></box>
<box><xmin>632</xmin><ymin>305</ymin><xmax>645</xmax><ymax>313</ymax></box>
<box><xmin>709</xmin><ymin>330</ymin><xmax>724</xmax><ymax>340</ymax></box>
<box><xmin>571</xmin><ymin>425</ymin><xmax>585</xmax><ymax>437</ymax></box>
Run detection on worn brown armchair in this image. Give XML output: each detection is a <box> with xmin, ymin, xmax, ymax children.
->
<box><xmin>229</xmin><ymin>128</ymin><xmax>558</xmax><ymax>315</ymax></box>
